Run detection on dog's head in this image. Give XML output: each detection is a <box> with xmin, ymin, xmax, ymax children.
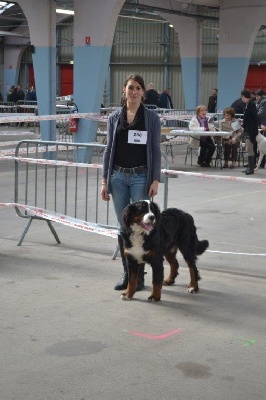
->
<box><xmin>122</xmin><ymin>200</ymin><xmax>161</xmax><ymax>235</ymax></box>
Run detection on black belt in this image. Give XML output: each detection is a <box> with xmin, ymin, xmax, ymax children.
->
<box><xmin>113</xmin><ymin>165</ymin><xmax>147</xmax><ymax>175</ymax></box>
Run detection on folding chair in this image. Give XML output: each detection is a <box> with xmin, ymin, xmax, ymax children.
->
<box><xmin>184</xmin><ymin>136</ymin><xmax>200</xmax><ymax>166</ymax></box>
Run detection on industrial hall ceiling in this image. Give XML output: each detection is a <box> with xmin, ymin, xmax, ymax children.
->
<box><xmin>0</xmin><ymin>0</ymin><xmax>224</xmax><ymax>40</ymax></box>
<box><xmin>0</xmin><ymin>1</ymin><xmax>264</xmax><ymax>39</ymax></box>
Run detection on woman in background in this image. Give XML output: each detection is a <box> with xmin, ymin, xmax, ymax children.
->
<box><xmin>189</xmin><ymin>105</ymin><xmax>216</xmax><ymax>167</ymax></box>
<box><xmin>219</xmin><ymin>107</ymin><xmax>243</xmax><ymax>169</ymax></box>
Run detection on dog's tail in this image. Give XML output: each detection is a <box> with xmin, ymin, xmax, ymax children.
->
<box><xmin>196</xmin><ymin>239</ymin><xmax>209</xmax><ymax>255</ymax></box>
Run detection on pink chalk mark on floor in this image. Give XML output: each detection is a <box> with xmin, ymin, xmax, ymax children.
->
<box><xmin>129</xmin><ymin>329</ymin><xmax>181</xmax><ymax>340</ymax></box>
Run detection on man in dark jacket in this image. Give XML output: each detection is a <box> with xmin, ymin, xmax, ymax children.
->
<box><xmin>207</xmin><ymin>88</ymin><xmax>218</xmax><ymax>113</ymax></box>
<box><xmin>231</xmin><ymin>97</ymin><xmax>245</xmax><ymax>115</ymax></box>
<box><xmin>16</xmin><ymin>84</ymin><xmax>25</xmax><ymax>101</ymax></box>
<box><xmin>143</xmin><ymin>83</ymin><xmax>159</xmax><ymax>107</ymax></box>
<box><xmin>7</xmin><ymin>86</ymin><xmax>19</xmax><ymax>103</ymax></box>
<box><xmin>241</xmin><ymin>89</ymin><xmax>259</xmax><ymax>175</ymax></box>
<box><xmin>158</xmin><ymin>88</ymin><xmax>173</xmax><ymax>109</ymax></box>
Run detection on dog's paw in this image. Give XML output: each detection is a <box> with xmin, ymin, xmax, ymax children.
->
<box><xmin>163</xmin><ymin>273</ymin><xmax>178</xmax><ymax>286</ymax></box>
<box><xmin>121</xmin><ymin>293</ymin><xmax>133</xmax><ymax>301</ymax></box>
<box><xmin>148</xmin><ymin>295</ymin><xmax>161</xmax><ymax>302</ymax></box>
<box><xmin>187</xmin><ymin>285</ymin><xmax>199</xmax><ymax>293</ymax></box>
<box><xmin>163</xmin><ymin>278</ymin><xmax>175</xmax><ymax>286</ymax></box>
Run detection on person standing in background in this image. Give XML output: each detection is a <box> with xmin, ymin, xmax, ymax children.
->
<box><xmin>25</xmin><ymin>83</ymin><xmax>37</xmax><ymax>102</ymax></box>
<box><xmin>207</xmin><ymin>88</ymin><xmax>218</xmax><ymax>113</ymax></box>
<box><xmin>158</xmin><ymin>88</ymin><xmax>173</xmax><ymax>109</ymax></box>
<box><xmin>7</xmin><ymin>86</ymin><xmax>19</xmax><ymax>103</ymax></box>
<box><xmin>231</xmin><ymin>96</ymin><xmax>245</xmax><ymax>115</ymax></box>
<box><xmin>143</xmin><ymin>83</ymin><xmax>159</xmax><ymax>107</ymax></box>
<box><xmin>16</xmin><ymin>84</ymin><xmax>25</xmax><ymax>101</ymax></box>
<box><xmin>241</xmin><ymin>89</ymin><xmax>259</xmax><ymax>175</ymax></box>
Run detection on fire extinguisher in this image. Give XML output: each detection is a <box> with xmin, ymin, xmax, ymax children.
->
<box><xmin>68</xmin><ymin>101</ymin><xmax>78</xmax><ymax>133</ymax></box>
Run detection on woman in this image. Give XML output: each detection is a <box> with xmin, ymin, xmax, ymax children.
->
<box><xmin>241</xmin><ymin>89</ymin><xmax>259</xmax><ymax>175</ymax></box>
<box><xmin>219</xmin><ymin>107</ymin><xmax>243</xmax><ymax>169</ymax></box>
<box><xmin>189</xmin><ymin>105</ymin><xmax>216</xmax><ymax>167</ymax></box>
<box><xmin>101</xmin><ymin>74</ymin><xmax>161</xmax><ymax>291</ymax></box>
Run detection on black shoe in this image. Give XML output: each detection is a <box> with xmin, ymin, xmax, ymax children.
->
<box><xmin>114</xmin><ymin>272</ymin><xmax>128</xmax><ymax>290</ymax></box>
<box><xmin>197</xmin><ymin>161</ymin><xmax>205</xmax><ymax>167</ymax></box>
<box><xmin>245</xmin><ymin>169</ymin><xmax>254</xmax><ymax>175</ymax></box>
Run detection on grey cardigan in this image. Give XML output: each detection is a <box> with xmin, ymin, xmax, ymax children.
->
<box><xmin>102</xmin><ymin>107</ymin><xmax>161</xmax><ymax>195</ymax></box>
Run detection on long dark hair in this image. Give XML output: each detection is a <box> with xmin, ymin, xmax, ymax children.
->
<box><xmin>121</xmin><ymin>74</ymin><xmax>146</xmax><ymax>107</ymax></box>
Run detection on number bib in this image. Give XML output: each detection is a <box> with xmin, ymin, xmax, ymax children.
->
<box><xmin>128</xmin><ymin>130</ymin><xmax>147</xmax><ymax>144</ymax></box>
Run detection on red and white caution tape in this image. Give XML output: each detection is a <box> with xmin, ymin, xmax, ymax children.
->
<box><xmin>1</xmin><ymin>202</ymin><xmax>265</xmax><ymax>256</ymax></box>
<box><xmin>0</xmin><ymin>144</ymin><xmax>73</xmax><ymax>158</ymax></box>
<box><xmin>0</xmin><ymin>112</ymin><xmax>108</xmax><ymax>124</ymax></box>
<box><xmin>0</xmin><ymin>111</ymin><xmax>195</xmax><ymax>125</ymax></box>
<box><xmin>0</xmin><ymin>202</ymin><xmax>118</xmax><ymax>238</ymax></box>
<box><xmin>13</xmin><ymin>156</ymin><xmax>102</xmax><ymax>169</ymax></box>
<box><xmin>161</xmin><ymin>169</ymin><xmax>266</xmax><ymax>185</ymax></box>
<box><xmin>0</xmin><ymin>131</ymin><xmax>35</xmax><ymax>136</ymax></box>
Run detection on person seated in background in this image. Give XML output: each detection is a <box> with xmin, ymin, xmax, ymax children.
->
<box><xmin>189</xmin><ymin>105</ymin><xmax>216</xmax><ymax>167</ymax></box>
<box><xmin>219</xmin><ymin>107</ymin><xmax>244</xmax><ymax>169</ymax></box>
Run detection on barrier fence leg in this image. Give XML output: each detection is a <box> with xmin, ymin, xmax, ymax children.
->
<box><xmin>17</xmin><ymin>217</ymin><xmax>33</xmax><ymax>246</ymax></box>
<box><xmin>17</xmin><ymin>217</ymin><xmax>61</xmax><ymax>246</ymax></box>
<box><xmin>46</xmin><ymin>220</ymin><xmax>61</xmax><ymax>244</ymax></box>
<box><xmin>112</xmin><ymin>245</ymin><xmax>119</xmax><ymax>260</ymax></box>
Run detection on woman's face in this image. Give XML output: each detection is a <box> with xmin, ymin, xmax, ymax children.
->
<box><xmin>224</xmin><ymin>112</ymin><xmax>233</xmax><ymax>121</ymax></box>
<box><xmin>198</xmin><ymin>108</ymin><xmax>207</xmax><ymax>119</ymax></box>
<box><xmin>123</xmin><ymin>79</ymin><xmax>144</xmax><ymax>105</ymax></box>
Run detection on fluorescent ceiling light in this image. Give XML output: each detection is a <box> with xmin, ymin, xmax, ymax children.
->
<box><xmin>56</xmin><ymin>8</ymin><xmax>74</xmax><ymax>15</ymax></box>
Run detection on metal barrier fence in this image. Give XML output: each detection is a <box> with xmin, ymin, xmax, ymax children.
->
<box><xmin>0</xmin><ymin>101</ymin><xmax>16</xmax><ymax>114</ymax></box>
<box><xmin>14</xmin><ymin>140</ymin><xmax>174</xmax><ymax>245</ymax></box>
<box><xmin>55</xmin><ymin>101</ymin><xmax>74</xmax><ymax>141</ymax></box>
<box><xmin>161</xmin><ymin>109</ymin><xmax>195</xmax><ymax>129</ymax></box>
<box><xmin>0</xmin><ymin>101</ymin><xmax>77</xmax><ymax>139</ymax></box>
<box><xmin>16</xmin><ymin>100</ymin><xmax>38</xmax><ymax>132</ymax></box>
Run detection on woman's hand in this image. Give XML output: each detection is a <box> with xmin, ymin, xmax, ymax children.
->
<box><xmin>149</xmin><ymin>180</ymin><xmax>159</xmax><ymax>197</ymax></box>
<box><xmin>101</xmin><ymin>184</ymin><xmax>110</xmax><ymax>201</ymax></box>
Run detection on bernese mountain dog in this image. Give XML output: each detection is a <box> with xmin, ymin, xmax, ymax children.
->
<box><xmin>120</xmin><ymin>200</ymin><xmax>209</xmax><ymax>302</ymax></box>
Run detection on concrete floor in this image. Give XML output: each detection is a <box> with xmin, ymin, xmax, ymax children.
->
<box><xmin>1</xmin><ymin>129</ymin><xmax>266</xmax><ymax>400</ymax></box>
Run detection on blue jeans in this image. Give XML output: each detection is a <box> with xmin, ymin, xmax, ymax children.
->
<box><xmin>110</xmin><ymin>169</ymin><xmax>149</xmax><ymax>232</ymax></box>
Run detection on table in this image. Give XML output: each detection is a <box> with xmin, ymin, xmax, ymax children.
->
<box><xmin>169</xmin><ymin>129</ymin><xmax>234</xmax><ymax>168</ymax></box>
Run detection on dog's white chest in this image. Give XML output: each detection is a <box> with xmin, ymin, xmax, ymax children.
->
<box><xmin>127</xmin><ymin>232</ymin><xmax>147</xmax><ymax>263</ymax></box>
